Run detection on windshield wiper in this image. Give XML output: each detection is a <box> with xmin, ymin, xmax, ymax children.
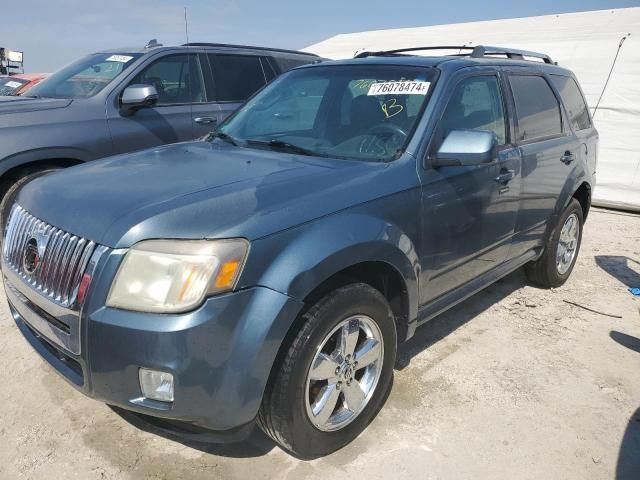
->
<box><xmin>246</xmin><ymin>139</ymin><xmax>315</xmax><ymax>156</ymax></box>
<box><xmin>207</xmin><ymin>131</ymin><xmax>240</xmax><ymax>146</ymax></box>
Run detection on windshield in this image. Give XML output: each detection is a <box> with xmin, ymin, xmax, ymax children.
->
<box><xmin>218</xmin><ymin>64</ymin><xmax>436</xmax><ymax>162</ymax></box>
<box><xmin>27</xmin><ymin>52</ymin><xmax>142</xmax><ymax>99</ymax></box>
<box><xmin>0</xmin><ymin>77</ymin><xmax>28</xmax><ymax>96</ymax></box>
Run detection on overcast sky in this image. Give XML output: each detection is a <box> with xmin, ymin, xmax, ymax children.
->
<box><xmin>3</xmin><ymin>0</ymin><xmax>638</xmax><ymax>72</ymax></box>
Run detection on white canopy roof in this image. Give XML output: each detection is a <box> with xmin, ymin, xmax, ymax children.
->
<box><xmin>305</xmin><ymin>8</ymin><xmax>640</xmax><ymax>211</ymax></box>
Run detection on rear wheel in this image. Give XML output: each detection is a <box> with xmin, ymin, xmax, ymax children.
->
<box><xmin>525</xmin><ymin>198</ymin><xmax>584</xmax><ymax>288</ymax></box>
<box><xmin>258</xmin><ymin>283</ymin><xmax>396</xmax><ymax>458</ymax></box>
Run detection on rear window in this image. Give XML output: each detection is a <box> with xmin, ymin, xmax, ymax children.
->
<box><xmin>550</xmin><ymin>75</ymin><xmax>592</xmax><ymax>131</ymax></box>
<box><xmin>210</xmin><ymin>54</ymin><xmax>267</xmax><ymax>102</ymax></box>
<box><xmin>510</xmin><ymin>75</ymin><xmax>562</xmax><ymax>142</ymax></box>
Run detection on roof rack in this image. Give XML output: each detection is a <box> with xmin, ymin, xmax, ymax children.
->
<box><xmin>354</xmin><ymin>45</ymin><xmax>556</xmax><ymax>64</ymax></box>
<box><xmin>182</xmin><ymin>43</ymin><xmax>319</xmax><ymax>57</ymax></box>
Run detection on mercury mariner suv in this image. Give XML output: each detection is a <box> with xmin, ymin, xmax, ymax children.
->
<box><xmin>2</xmin><ymin>46</ymin><xmax>597</xmax><ymax>458</ymax></box>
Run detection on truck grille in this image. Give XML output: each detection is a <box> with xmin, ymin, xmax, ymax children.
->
<box><xmin>3</xmin><ymin>204</ymin><xmax>96</xmax><ymax>309</ymax></box>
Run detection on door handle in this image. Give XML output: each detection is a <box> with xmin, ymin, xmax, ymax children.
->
<box><xmin>194</xmin><ymin>116</ymin><xmax>217</xmax><ymax>125</ymax></box>
<box><xmin>495</xmin><ymin>169</ymin><xmax>515</xmax><ymax>184</ymax></box>
<box><xmin>560</xmin><ymin>151</ymin><xmax>576</xmax><ymax>165</ymax></box>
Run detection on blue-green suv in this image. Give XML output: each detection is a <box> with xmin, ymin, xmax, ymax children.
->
<box><xmin>2</xmin><ymin>46</ymin><xmax>597</xmax><ymax>458</ymax></box>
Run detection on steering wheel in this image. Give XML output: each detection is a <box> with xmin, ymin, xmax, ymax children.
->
<box><xmin>359</xmin><ymin>123</ymin><xmax>409</xmax><ymax>156</ymax></box>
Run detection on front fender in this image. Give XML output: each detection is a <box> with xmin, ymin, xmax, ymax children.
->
<box><xmin>0</xmin><ymin>147</ymin><xmax>90</xmax><ymax>177</ymax></box>
<box><xmin>240</xmin><ymin>212</ymin><xmax>420</xmax><ymax>323</ymax></box>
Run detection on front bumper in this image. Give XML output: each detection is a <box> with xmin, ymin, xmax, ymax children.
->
<box><xmin>4</xmin><ymin>260</ymin><xmax>304</xmax><ymax>440</ymax></box>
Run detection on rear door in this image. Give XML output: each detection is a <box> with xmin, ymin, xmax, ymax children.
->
<box><xmin>207</xmin><ymin>53</ymin><xmax>270</xmax><ymax>123</ymax></box>
<box><xmin>506</xmin><ymin>72</ymin><xmax>580</xmax><ymax>257</ymax></box>
<box><xmin>107</xmin><ymin>53</ymin><xmax>218</xmax><ymax>154</ymax></box>
<box><xmin>419</xmin><ymin>70</ymin><xmax>522</xmax><ymax>304</ymax></box>
<box><xmin>549</xmin><ymin>74</ymin><xmax>598</xmax><ymax>178</ymax></box>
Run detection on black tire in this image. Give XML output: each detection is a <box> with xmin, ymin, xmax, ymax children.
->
<box><xmin>525</xmin><ymin>198</ymin><xmax>584</xmax><ymax>288</ymax></box>
<box><xmin>0</xmin><ymin>168</ymin><xmax>60</xmax><ymax>232</ymax></box>
<box><xmin>257</xmin><ymin>283</ymin><xmax>397</xmax><ymax>458</ymax></box>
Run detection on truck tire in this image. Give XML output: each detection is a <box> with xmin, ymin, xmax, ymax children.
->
<box><xmin>525</xmin><ymin>198</ymin><xmax>584</xmax><ymax>288</ymax></box>
<box><xmin>257</xmin><ymin>283</ymin><xmax>397</xmax><ymax>458</ymax></box>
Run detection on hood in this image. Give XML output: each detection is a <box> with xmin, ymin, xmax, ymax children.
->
<box><xmin>0</xmin><ymin>96</ymin><xmax>72</xmax><ymax>115</ymax></box>
<box><xmin>18</xmin><ymin>141</ymin><xmax>394</xmax><ymax>248</ymax></box>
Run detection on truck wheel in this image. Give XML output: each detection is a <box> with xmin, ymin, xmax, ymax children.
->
<box><xmin>258</xmin><ymin>283</ymin><xmax>397</xmax><ymax>458</ymax></box>
<box><xmin>0</xmin><ymin>168</ymin><xmax>60</xmax><ymax>232</ymax></box>
<box><xmin>525</xmin><ymin>198</ymin><xmax>584</xmax><ymax>288</ymax></box>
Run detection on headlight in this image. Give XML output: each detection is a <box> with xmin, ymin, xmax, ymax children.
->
<box><xmin>106</xmin><ymin>239</ymin><xmax>249</xmax><ymax>313</ymax></box>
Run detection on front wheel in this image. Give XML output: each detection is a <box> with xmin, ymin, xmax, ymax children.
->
<box><xmin>257</xmin><ymin>283</ymin><xmax>397</xmax><ymax>458</ymax></box>
<box><xmin>525</xmin><ymin>198</ymin><xmax>584</xmax><ymax>288</ymax></box>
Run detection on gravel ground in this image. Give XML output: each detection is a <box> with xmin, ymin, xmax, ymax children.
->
<box><xmin>0</xmin><ymin>207</ymin><xmax>638</xmax><ymax>480</ymax></box>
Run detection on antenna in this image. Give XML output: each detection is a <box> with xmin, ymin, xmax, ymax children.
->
<box><xmin>593</xmin><ymin>33</ymin><xmax>630</xmax><ymax>118</ymax></box>
<box><xmin>184</xmin><ymin>7</ymin><xmax>190</xmax><ymax>45</ymax></box>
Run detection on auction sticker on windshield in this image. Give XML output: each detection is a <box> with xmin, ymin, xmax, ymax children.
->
<box><xmin>5</xmin><ymin>81</ymin><xmax>22</xmax><ymax>88</ymax></box>
<box><xmin>106</xmin><ymin>55</ymin><xmax>134</xmax><ymax>63</ymax></box>
<box><xmin>367</xmin><ymin>81</ymin><xmax>430</xmax><ymax>95</ymax></box>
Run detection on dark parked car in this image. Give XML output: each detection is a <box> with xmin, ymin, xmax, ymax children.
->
<box><xmin>0</xmin><ymin>41</ymin><xmax>320</xmax><ymax>220</ymax></box>
<box><xmin>2</xmin><ymin>46</ymin><xmax>597</xmax><ymax>458</ymax></box>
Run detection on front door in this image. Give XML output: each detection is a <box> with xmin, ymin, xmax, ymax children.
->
<box><xmin>107</xmin><ymin>53</ymin><xmax>219</xmax><ymax>155</ymax></box>
<box><xmin>419</xmin><ymin>72</ymin><xmax>522</xmax><ymax>304</ymax></box>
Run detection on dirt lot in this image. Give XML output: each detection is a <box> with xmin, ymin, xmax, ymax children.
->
<box><xmin>0</xmin><ymin>207</ymin><xmax>639</xmax><ymax>480</ymax></box>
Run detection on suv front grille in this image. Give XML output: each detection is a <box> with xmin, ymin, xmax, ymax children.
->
<box><xmin>3</xmin><ymin>204</ymin><xmax>96</xmax><ymax>309</ymax></box>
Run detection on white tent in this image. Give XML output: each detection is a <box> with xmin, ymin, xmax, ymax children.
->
<box><xmin>305</xmin><ymin>8</ymin><xmax>640</xmax><ymax>211</ymax></box>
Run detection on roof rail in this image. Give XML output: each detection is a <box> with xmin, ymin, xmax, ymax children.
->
<box><xmin>182</xmin><ymin>43</ymin><xmax>319</xmax><ymax>57</ymax></box>
<box><xmin>354</xmin><ymin>45</ymin><xmax>556</xmax><ymax>64</ymax></box>
<box><xmin>470</xmin><ymin>45</ymin><xmax>556</xmax><ymax>64</ymax></box>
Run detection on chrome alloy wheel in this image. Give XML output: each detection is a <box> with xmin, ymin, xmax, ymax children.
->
<box><xmin>305</xmin><ymin>315</ymin><xmax>384</xmax><ymax>432</ymax></box>
<box><xmin>556</xmin><ymin>212</ymin><xmax>580</xmax><ymax>275</ymax></box>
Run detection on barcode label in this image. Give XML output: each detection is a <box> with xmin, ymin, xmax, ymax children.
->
<box><xmin>106</xmin><ymin>55</ymin><xmax>134</xmax><ymax>63</ymax></box>
<box><xmin>367</xmin><ymin>81</ymin><xmax>430</xmax><ymax>95</ymax></box>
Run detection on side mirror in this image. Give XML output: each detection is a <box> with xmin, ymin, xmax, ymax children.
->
<box><xmin>432</xmin><ymin>129</ymin><xmax>497</xmax><ymax>167</ymax></box>
<box><xmin>120</xmin><ymin>84</ymin><xmax>158</xmax><ymax>116</ymax></box>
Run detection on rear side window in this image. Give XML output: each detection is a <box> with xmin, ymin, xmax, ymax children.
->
<box><xmin>210</xmin><ymin>54</ymin><xmax>267</xmax><ymax>102</ymax></box>
<box><xmin>510</xmin><ymin>75</ymin><xmax>562</xmax><ymax>141</ymax></box>
<box><xmin>262</xmin><ymin>58</ymin><xmax>278</xmax><ymax>82</ymax></box>
<box><xmin>550</xmin><ymin>75</ymin><xmax>592</xmax><ymax>131</ymax></box>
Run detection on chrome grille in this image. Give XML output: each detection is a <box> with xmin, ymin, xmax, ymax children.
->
<box><xmin>3</xmin><ymin>204</ymin><xmax>96</xmax><ymax>309</ymax></box>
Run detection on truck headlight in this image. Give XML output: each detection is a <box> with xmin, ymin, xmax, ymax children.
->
<box><xmin>106</xmin><ymin>239</ymin><xmax>249</xmax><ymax>313</ymax></box>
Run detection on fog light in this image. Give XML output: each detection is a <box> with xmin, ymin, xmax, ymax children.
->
<box><xmin>139</xmin><ymin>368</ymin><xmax>174</xmax><ymax>402</ymax></box>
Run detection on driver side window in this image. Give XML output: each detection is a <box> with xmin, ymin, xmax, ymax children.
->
<box><xmin>440</xmin><ymin>75</ymin><xmax>506</xmax><ymax>145</ymax></box>
<box><xmin>129</xmin><ymin>54</ymin><xmax>205</xmax><ymax>106</ymax></box>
